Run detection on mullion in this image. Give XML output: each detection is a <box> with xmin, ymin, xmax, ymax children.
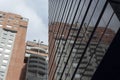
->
<box><xmin>51</xmin><ymin>0</ymin><xmax>59</xmax><ymax>23</ymax></box>
<box><xmin>79</xmin><ymin>12</ymin><xmax>114</xmax><ymax>80</ymax></box>
<box><xmin>59</xmin><ymin>0</ymin><xmax>92</xmax><ymax>79</ymax></box>
<box><xmin>49</xmin><ymin>0</ymin><xmax>57</xmax><ymax>23</ymax></box>
<box><xmin>55</xmin><ymin>0</ymin><xmax>84</xmax><ymax>78</ymax></box>
<box><xmin>55</xmin><ymin>0</ymin><xmax>84</xmax><ymax>79</ymax></box>
<box><xmin>49</xmin><ymin>0</ymin><xmax>73</xmax><ymax>70</ymax></box>
<box><xmin>49</xmin><ymin>0</ymin><xmax>69</xmax><ymax>78</ymax></box>
<box><xmin>48</xmin><ymin>0</ymin><xmax>65</xmax><ymax>77</ymax></box>
<box><xmin>49</xmin><ymin>0</ymin><xmax>57</xmax><ymax>72</ymax></box>
<box><xmin>71</xmin><ymin>1</ymin><xmax>108</xmax><ymax>80</ymax></box>
<box><xmin>49</xmin><ymin>0</ymin><xmax>63</xmax><ymax>47</ymax></box>
<box><xmin>50</xmin><ymin>0</ymin><xmax>84</xmax><ymax>79</ymax></box>
<box><xmin>53</xmin><ymin>0</ymin><xmax>74</xmax><ymax>71</ymax></box>
<box><xmin>49</xmin><ymin>0</ymin><xmax>61</xmax><ymax>54</ymax></box>
<box><xmin>49</xmin><ymin>0</ymin><xmax>66</xmax><ymax>59</ymax></box>
<box><xmin>49</xmin><ymin>0</ymin><xmax>65</xmax><ymax>60</ymax></box>
<box><xmin>49</xmin><ymin>0</ymin><xmax>54</xmax><ymax>23</ymax></box>
<box><xmin>58</xmin><ymin>0</ymin><xmax>88</xmax><ymax>79</ymax></box>
<box><xmin>49</xmin><ymin>0</ymin><xmax>69</xmax><ymax>71</ymax></box>
<box><xmin>55</xmin><ymin>0</ymin><xmax>79</xmax><ymax>71</ymax></box>
<box><xmin>50</xmin><ymin>0</ymin><xmax>78</xmax><ymax>79</ymax></box>
<box><xmin>64</xmin><ymin>0</ymin><xmax>100</xmax><ymax>80</ymax></box>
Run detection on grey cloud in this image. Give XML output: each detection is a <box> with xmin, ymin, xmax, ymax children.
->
<box><xmin>0</xmin><ymin>0</ymin><xmax>48</xmax><ymax>45</ymax></box>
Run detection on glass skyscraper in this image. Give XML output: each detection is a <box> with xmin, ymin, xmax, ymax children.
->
<box><xmin>49</xmin><ymin>0</ymin><xmax>120</xmax><ymax>80</ymax></box>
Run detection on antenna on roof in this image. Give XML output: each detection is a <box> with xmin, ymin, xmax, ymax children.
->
<box><xmin>33</xmin><ymin>40</ymin><xmax>36</xmax><ymax>43</ymax></box>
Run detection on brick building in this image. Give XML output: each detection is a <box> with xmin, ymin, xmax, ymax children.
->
<box><xmin>0</xmin><ymin>11</ymin><xmax>28</xmax><ymax>80</ymax></box>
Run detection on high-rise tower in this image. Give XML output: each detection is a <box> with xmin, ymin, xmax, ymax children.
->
<box><xmin>0</xmin><ymin>11</ymin><xmax>28</xmax><ymax>80</ymax></box>
<box><xmin>24</xmin><ymin>41</ymin><xmax>48</xmax><ymax>80</ymax></box>
<box><xmin>49</xmin><ymin>0</ymin><xmax>120</xmax><ymax>80</ymax></box>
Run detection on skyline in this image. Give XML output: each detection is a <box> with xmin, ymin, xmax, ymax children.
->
<box><xmin>0</xmin><ymin>0</ymin><xmax>48</xmax><ymax>44</ymax></box>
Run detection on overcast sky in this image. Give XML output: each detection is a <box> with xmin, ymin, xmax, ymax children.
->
<box><xmin>0</xmin><ymin>0</ymin><xmax>48</xmax><ymax>44</ymax></box>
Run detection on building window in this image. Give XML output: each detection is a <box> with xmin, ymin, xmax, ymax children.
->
<box><xmin>2</xmin><ymin>37</ymin><xmax>6</xmax><ymax>40</ymax></box>
<box><xmin>21</xmin><ymin>17</ymin><xmax>29</xmax><ymax>21</ymax></box>
<box><xmin>4</xmin><ymin>54</ymin><xmax>9</xmax><ymax>58</ymax></box>
<box><xmin>65</xmin><ymin>73</ymin><xmax>70</xmax><ymax>77</ymax></box>
<box><xmin>3</xmin><ymin>60</ymin><xmax>8</xmax><ymax>64</ymax></box>
<box><xmin>8</xmin><ymin>17</ymin><xmax>14</xmax><ymax>20</ymax></box>
<box><xmin>73</xmin><ymin>63</ymin><xmax>78</xmax><ymax>68</ymax></box>
<box><xmin>4</xmin><ymin>49</ymin><xmax>11</xmax><ymax>53</ymax></box>
<box><xmin>0</xmin><ymin>48</ymin><xmax>3</xmax><ymax>51</ymax></box>
<box><xmin>1</xmin><ymin>43</ymin><xmax>5</xmax><ymax>46</ymax></box>
<box><xmin>0</xmin><ymin>13</ymin><xmax>4</xmax><ymax>18</ymax></box>
<box><xmin>0</xmin><ymin>24</ymin><xmax>2</xmax><ymax>27</ymax></box>
<box><xmin>75</xmin><ymin>74</ymin><xmax>81</xmax><ymax>78</ymax></box>
<box><xmin>6</xmin><ymin>25</ymin><xmax>12</xmax><ymax>28</ymax></box>
<box><xmin>10</xmin><ymin>35</ymin><xmax>14</xmax><ymax>37</ymax></box>
<box><xmin>7</xmin><ymin>44</ymin><xmax>12</xmax><ymax>48</ymax></box>
<box><xmin>0</xmin><ymin>20</ymin><xmax>3</xmax><ymax>23</ymax></box>
<box><xmin>57</xmin><ymin>72</ymin><xmax>61</xmax><ymax>75</ymax></box>
<box><xmin>15</xmin><ymin>20</ymin><xmax>19</xmax><ymax>24</ymax></box>
<box><xmin>3</xmin><ymin>33</ymin><xmax>7</xmax><ymax>35</ymax></box>
<box><xmin>0</xmin><ymin>65</ymin><xmax>6</xmax><ymax>69</ymax></box>
<box><xmin>8</xmin><ymin>40</ymin><xmax>13</xmax><ymax>43</ymax></box>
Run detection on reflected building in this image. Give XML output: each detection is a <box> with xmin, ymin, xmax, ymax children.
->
<box><xmin>49</xmin><ymin>0</ymin><xmax>120</xmax><ymax>80</ymax></box>
<box><xmin>0</xmin><ymin>11</ymin><xmax>28</xmax><ymax>80</ymax></box>
<box><xmin>24</xmin><ymin>41</ymin><xmax>48</xmax><ymax>80</ymax></box>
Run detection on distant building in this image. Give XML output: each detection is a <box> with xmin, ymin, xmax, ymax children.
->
<box><xmin>25</xmin><ymin>41</ymin><xmax>48</xmax><ymax>58</ymax></box>
<box><xmin>0</xmin><ymin>11</ymin><xmax>28</xmax><ymax>80</ymax></box>
<box><xmin>48</xmin><ymin>0</ymin><xmax>120</xmax><ymax>80</ymax></box>
<box><xmin>24</xmin><ymin>41</ymin><xmax>48</xmax><ymax>80</ymax></box>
